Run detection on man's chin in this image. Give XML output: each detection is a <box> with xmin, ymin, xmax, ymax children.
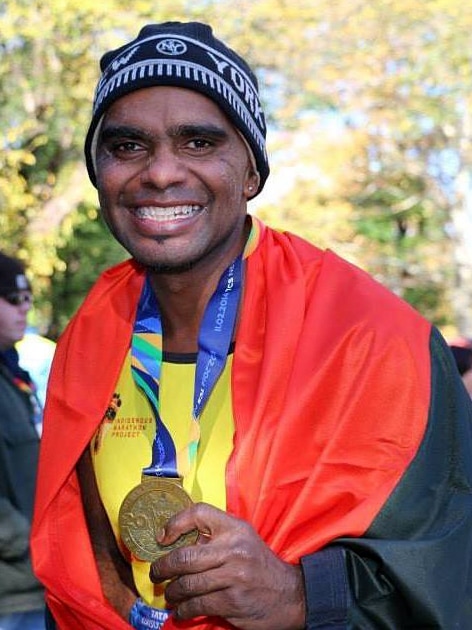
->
<box><xmin>133</xmin><ymin>250</ymin><xmax>204</xmax><ymax>275</ymax></box>
<box><xmin>147</xmin><ymin>260</ymin><xmax>197</xmax><ymax>274</ymax></box>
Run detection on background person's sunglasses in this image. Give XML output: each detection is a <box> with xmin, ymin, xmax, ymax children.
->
<box><xmin>0</xmin><ymin>292</ymin><xmax>33</xmax><ymax>306</ymax></box>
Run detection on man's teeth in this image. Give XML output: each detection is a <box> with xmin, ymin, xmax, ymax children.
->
<box><xmin>136</xmin><ymin>205</ymin><xmax>202</xmax><ymax>219</ymax></box>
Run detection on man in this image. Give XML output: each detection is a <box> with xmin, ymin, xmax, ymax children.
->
<box><xmin>0</xmin><ymin>252</ymin><xmax>45</xmax><ymax>630</ymax></box>
<box><xmin>31</xmin><ymin>21</ymin><xmax>472</xmax><ymax>630</ymax></box>
<box><xmin>17</xmin><ymin>327</ymin><xmax>56</xmax><ymax>409</ymax></box>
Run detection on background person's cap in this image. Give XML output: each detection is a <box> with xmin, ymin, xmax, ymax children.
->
<box><xmin>0</xmin><ymin>252</ymin><xmax>31</xmax><ymax>295</ymax></box>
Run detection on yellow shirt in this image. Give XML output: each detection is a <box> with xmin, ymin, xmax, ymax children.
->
<box><xmin>91</xmin><ymin>351</ymin><xmax>234</xmax><ymax>607</ymax></box>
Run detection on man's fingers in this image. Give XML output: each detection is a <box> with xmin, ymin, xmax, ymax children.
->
<box><xmin>165</xmin><ymin>566</ymin><xmax>228</xmax><ymax>603</ymax></box>
<box><xmin>149</xmin><ymin>537</ymin><xmax>223</xmax><ymax>582</ymax></box>
<box><xmin>157</xmin><ymin>502</ymin><xmax>231</xmax><ymax>545</ymax></box>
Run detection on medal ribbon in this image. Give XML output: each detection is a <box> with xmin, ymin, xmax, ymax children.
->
<box><xmin>130</xmin><ymin>224</ymin><xmax>260</xmax><ymax>479</ymax></box>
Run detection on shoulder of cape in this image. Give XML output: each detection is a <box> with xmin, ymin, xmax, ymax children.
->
<box><xmin>33</xmin><ymin>259</ymin><xmax>146</xmax><ymax>527</ymax></box>
<box><xmin>249</xmin><ymin>221</ymin><xmax>427</xmax><ymax>332</ymax></box>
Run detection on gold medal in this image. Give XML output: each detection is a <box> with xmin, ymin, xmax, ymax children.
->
<box><xmin>118</xmin><ymin>475</ymin><xmax>198</xmax><ymax>562</ymax></box>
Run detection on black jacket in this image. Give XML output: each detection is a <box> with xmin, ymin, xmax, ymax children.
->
<box><xmin>0</xmin><ymin>352</ymin><xmax>44</xmax><ymax>614</ymax></box>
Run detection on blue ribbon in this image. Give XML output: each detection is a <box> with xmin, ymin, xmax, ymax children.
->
<box><xmin>129</xmin><ymin>598</ymin><xmax>169</xmax><ymax>629</ymax></box>
<box><xmin>131</xmin><ymin>255</ymin><xmax>242</xmax><ymax>479</ymax></box>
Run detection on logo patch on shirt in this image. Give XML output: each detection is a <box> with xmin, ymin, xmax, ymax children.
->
<box><xmin>93</xmin><ymin>392</ymin><xmax>122</xmax><ymax>452</ymax></box>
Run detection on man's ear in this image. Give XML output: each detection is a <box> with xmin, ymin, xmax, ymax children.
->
<box><xmin>244</xmin><ymin>170</ymin><xmax>260</xmax><ymax>199</ymax></box>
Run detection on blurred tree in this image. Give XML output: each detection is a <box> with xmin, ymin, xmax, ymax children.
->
<box><xmin>1</xmin><ymin>0</ymin><xmax>471</xmax><ymax>335</ymax></box>
<box><xmin>0</xmin><ymin>0</ymin><xmax>221</xmax><ymax>335</ymax></box>
<box><xmin>48</xmin><ymin>204</ymin><xmax>127</xmax><ymax>335</ymax></box>
<box><xmin>239</xmin><ymin>0</ymin><xmax>472</xmax><ymax>331</ymax></box>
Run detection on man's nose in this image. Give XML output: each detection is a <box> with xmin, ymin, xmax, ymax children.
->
<box><xmin>19</xmin><ymin>301</ymin><xmax>31</xmax><ymax>313</ymax></box>
<box><xmin>140</xmin><ymin>146</ymin><xmax>186</xmax><ymax>188</ymax></box>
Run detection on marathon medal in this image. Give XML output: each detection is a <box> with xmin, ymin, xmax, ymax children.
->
<box><xmin>119</xmin><ymin>475</ymin><xmax>197</xmax><ymax>561</ymax></box>
<box><xmin>118</xmin><ymin>255</ymin><xmax>243</xmax><ymax>561</ymax></box>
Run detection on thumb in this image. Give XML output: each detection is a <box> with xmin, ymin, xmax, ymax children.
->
<box><xmin>158</xmin><ymin>502</ymin><xmax>231</xmax><ymax>544</ymax></box>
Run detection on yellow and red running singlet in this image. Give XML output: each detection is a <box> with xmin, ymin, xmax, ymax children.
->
<box><xmin>91</xmin><ymin>350</ymin><xmax>234</xmax><ymax>607</ymax></box>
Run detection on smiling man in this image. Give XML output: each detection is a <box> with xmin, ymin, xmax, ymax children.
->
<box><xmin>95</xmin><ymin>87</ymin><xmax>257</xmax><ymax>284</ymax></box>
<box><xmin>31</xmin><ymin>21</ymin><xmax>472</xmax><ymax>630</ymax></box>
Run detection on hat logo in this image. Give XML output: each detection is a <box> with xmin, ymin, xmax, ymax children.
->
<box><xmin>156</xmin><ymin>38</ymin><xmax>187</xmax><ymax>56</ymax></box>
<box><xmin>16</xmin><ymin>274</ymin><xmax>29</xmax><ymax>290</ymax></box>
<box><xmin>111</xmin><ymin>46</ymin><xmax>139</xmax><ymax>71</ymax></box>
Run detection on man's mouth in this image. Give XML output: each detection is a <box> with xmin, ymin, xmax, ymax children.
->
<box><xmin>134</xmin><ymin>205</ymin><xmax>205</xmax><ymax>221</ymax></box>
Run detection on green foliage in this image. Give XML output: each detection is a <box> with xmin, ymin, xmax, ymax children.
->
<box><xmin>403</xmin><ymin>281</ymin><xmax>451</xmax><ymax>327</ymax></box>
<box><xmin>0</xmin><ymin>0</ymin><xmax>221</xmax><ymax>333</ymax></box>
<box><xmin>48</xmin><ymin>204</ymin><xmax>127</xmax><ymax>337</ymax></box>
<box><xmin>1</xmin><ymin>0</ymin><xmax>472</xmax><ymax>335</ymax></box>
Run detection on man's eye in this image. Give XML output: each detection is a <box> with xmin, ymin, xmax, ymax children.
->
<box><xmin>111</xmin><ymin>140</ymin><xmax>143</xmax><ymax>153</ymax></box>
<box><xmin>99</xmin><ymin>139</ymin><xmax>146</xmax><ymax>160</ymax></box>
<box><xmin>186</xmin><ymin>138</ymin><xmax>213</xmax><ymax>151</ymax></box>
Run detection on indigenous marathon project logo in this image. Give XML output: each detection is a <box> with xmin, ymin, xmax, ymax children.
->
<box><xmin>93</xmin><ymin>392</ymin><xmax>154</xmax><ymax>453</ymax></box>
<box><xmin>105</xmin><ymin>392</ymin><xmax>122</xmax><ymax>420</ymax></box>
<box><xmin>93</xmin><ymin>392</ymin><xmax>122</xmax><ymax>453</ymax></box>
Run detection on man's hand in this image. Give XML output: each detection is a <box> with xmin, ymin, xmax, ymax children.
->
<box><xmin>149</xmin><ymin>503</ymin><xmax>306</xmax><ymax>630</ymax></box>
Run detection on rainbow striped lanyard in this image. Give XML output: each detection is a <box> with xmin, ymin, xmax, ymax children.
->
<box><xmin>131</xmin><ymin>252</ymin><xmax>243</xmax><ymax>479</ymax></box>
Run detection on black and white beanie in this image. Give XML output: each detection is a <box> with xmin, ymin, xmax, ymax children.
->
<box><xmin>84</xmin><ymin>21</ymin><xmax>270</xmax><ymax>196</ymax></box>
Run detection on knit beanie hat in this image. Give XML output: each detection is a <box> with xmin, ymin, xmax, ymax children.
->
<box><xmin>0</xmin><ymin>252</ymin><xmax>30</xmax><ymax>295</ymax></box>
<box><xmin>84</xmin><ymin>21</ymin><xmax>270</xmax><ymax>196</ymax></box>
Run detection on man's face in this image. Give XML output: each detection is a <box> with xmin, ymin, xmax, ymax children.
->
<box><xmin>95</xmin><ymin>86</ymin><xmax>259</xmax><ymax>273</ymax></box>
<box><xmin>0</xmin><ymin>291</ymin><xmax>31</xmax><ymax>350</ymax></box>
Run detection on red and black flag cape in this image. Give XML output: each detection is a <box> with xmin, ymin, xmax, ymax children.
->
<box><xmin>31</xmin><ymin>219</ymin><xmax>472</xmax><ymax>629</ymax></box>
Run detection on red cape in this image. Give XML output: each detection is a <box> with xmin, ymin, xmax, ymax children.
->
<box><xmin>31</xmin><ymin>220</ymin><xmax>431</xmax><ymax>629</ymax></box>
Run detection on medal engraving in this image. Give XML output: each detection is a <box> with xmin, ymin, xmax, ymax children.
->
<box><xmin>118</xmin><ymin>476</ymin><xmax>198</xmax><ymax>561</ymax></box>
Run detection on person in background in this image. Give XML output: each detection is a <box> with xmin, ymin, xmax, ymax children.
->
<box><xmin>0</xmin><ymin>252</ymin><xmax>45</xmax><ymax>630</ymax></box>
<box><xmin>449</xmin><ymin>336</ymin><xmax>472</xmax><ymax>398</ymax></box>
<box><xmin>31</xmin><ymin>21</ymin><xmax>472</xmax><ymax>630</ymax></box>
<box><xmin>17</xmin><ymin>327</ymin><xmax>56</xmax><ymax>411</ymax></box>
